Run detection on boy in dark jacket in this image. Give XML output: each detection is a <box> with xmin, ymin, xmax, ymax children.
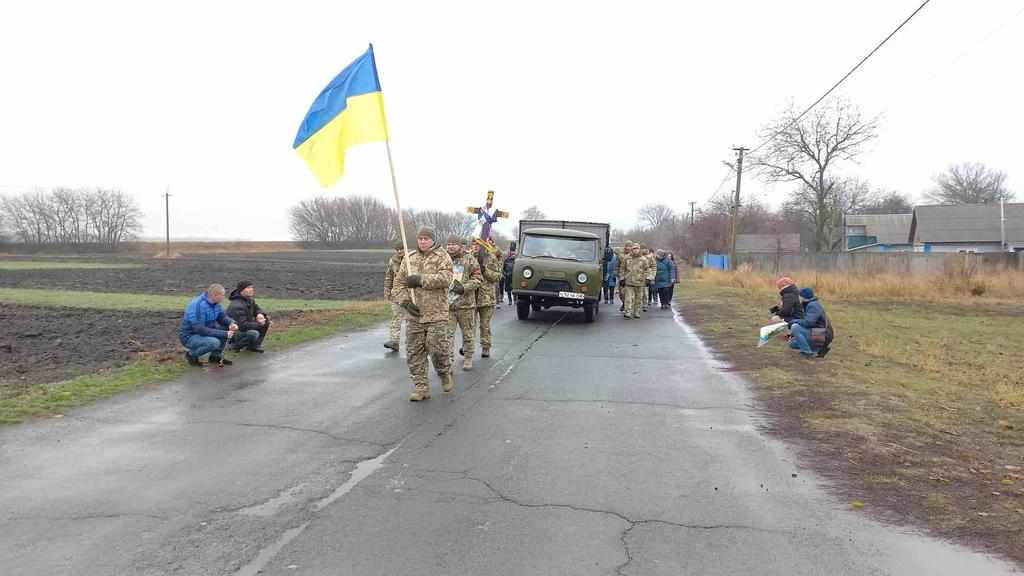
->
<box><xmin>787</xmin><ymin>287</ymin><xmax>834</xmax><ymax>358</ymax></box>
<box><xmin>226</xmin><ymin>280</ymin><xmax>272</xmax><ymax>353</ymax></box>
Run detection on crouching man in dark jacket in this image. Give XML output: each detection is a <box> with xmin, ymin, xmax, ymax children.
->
<box><xmin>180</xmin><ymin>283</ymin><xmax>238</xmax><ymax>366</ymax></box>
<box><xmin>770</xmin><ymin>277</ymin><xmax>805</xmax><ymax>324</ymax></box>
<box><xmin>226</xmin><ymin>280</ymin><xmax>272</xmax><ymax>353</ymax></box>
<box><xmin>787</xmin><ymin>287</ymin><xmax>834</xmax><ymax>359</ymax></box>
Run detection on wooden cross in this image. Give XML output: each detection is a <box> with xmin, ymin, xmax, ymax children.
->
<box><xmin>466</xmin><ymin>190</ymin><xmax>509</xmax><ymax>246</ymax></box>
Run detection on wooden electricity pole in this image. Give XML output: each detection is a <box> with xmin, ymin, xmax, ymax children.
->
<box><xmin>728</xmin><ymin>146</ymin><xmax>748</xmax><ymax>271</ymax></box>
<box><xmin>164</xmin><ymin>187</ymin><xmax>171</xmax><ymax>256</ymax></box>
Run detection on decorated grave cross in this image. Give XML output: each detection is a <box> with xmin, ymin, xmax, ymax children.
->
<box><xmin>466</xmin><ymin>190</ymin><xmax>510</xmax><ymax>250</ymax></box>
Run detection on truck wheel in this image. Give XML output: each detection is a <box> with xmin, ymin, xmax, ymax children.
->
<box><xmin>532</xmin><ymin>303</ymin><xmax>542</xmax><ymax>312</ymax></box>
<box><xmin>517</xmin><ymin>300</ymin><xmax>530</xmax><ymax>320</ymax></box>
<box><xmin>583</xmin><ymin>304</ymin><xmax>596</xmax><ymax>323</ymax></box>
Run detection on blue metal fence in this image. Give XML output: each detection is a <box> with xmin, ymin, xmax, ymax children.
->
<box><xmin>702</xmin><ymin>253</ymin><xmax>729</xmax><ymax>270</ymax></box>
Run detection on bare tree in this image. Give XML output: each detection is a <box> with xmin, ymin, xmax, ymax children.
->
<box><xmin>636</xmin><ymin>203</ymin><xmax>676</xmax><ymax>230</ymax></box>
<box><xmin>925</xmin><ymin>162</ymin><xmax>1013</xmax><ymax>205</ymax></box>
<box><xmin>860</xmin><ymin>189</ymin><xmax>914</xmax><ymax>214</ymax></box>
<box><xmin>783</xmin><ymin>177</ymin><xmax>878</xmax><ymax>251</ymax></box>
<box><xmin>753</xmin><ymin>98</ymin><xmax>878</xmax><ymax>251</ymax></box>
<box><xmin>0</xmin><ymin>188</ymin><xmax>140</xmax><ymax>247</ymax></box>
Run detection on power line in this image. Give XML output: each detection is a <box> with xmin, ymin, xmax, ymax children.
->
<box><xmin>877</xmin><ymin>4</ymin><xmax>1024</xmax><ymax>118</ymax></box>
<box><xmin>750</xmin><ymin>0</ymin><xmax>933</xmax><ymax>154</ymax></box>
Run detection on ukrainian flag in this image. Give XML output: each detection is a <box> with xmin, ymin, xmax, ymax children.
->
<box><xmin>293</xmin><ymin>45</ymin><xmax>389</xmax><ymax>187</ymax></box>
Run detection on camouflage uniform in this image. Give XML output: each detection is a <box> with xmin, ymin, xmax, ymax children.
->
<box><xmin>395</xmin><ymin>239</ymin><xmax>454</xmax><ymax>399</ymax></box>
<box><xmin>640</xmin><ymin>244</ymin><xmax>656</xmax><ymax>310</ymax></box>
<box><xmin>448</xmin><ymin>241</ymin><xmax>483</xmax><ymax>369</ymax></box>
<box><xmin>383</xmin><ymin>250</ymin><xmax>407</xmax><ymax>349</ymax></box>
<box><xmin>621</xmin><ymin>248</ymin><xmax>648</xmax><ymax>318</ymax></box>
<box><xmin>474</xmin><ymin>248</ymin><xmax>502</xmax><ymax>355</ymax></box>
<box><xmin>616</xmin><ymin>243</ymin><xmax>632</xmax><ymax>309</ymax></box>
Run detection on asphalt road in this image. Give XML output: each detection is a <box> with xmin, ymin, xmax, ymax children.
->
<box><xmin>0</xmin><ymin>303</ymin><xmax>1019</xmax><ymax>575</ymax></box>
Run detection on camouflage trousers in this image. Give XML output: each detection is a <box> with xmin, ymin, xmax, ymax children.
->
<box><xmin>406</xmin><ymin>319</ymin><xmax>451</xmax><ymax>389</ymax></box>
<box><xmin>475</xmin><ymin>306</ymin><xmax>494</xmax><ymax>351</ymax></box>
<box><xmin>624</xmin><ymin>284</ymin><xmax>644</xmax><ymax>317</ymax></box>
<box><xmin>389</xmin><ymin>302</ymin><xmax>407</xmax><ymax>344</ymax></box>
<box><xmin>448</xmin><ymin>308</ymin><xmax>476</xmax><ymax>362</ymax></box>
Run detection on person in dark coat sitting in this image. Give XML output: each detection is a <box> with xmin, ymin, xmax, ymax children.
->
<box><xmin>770</xmin><ymin>277</ymin><xmax>805</xmax><ymax>323</ymax></box>
<box><xmin>226</xmin><ymin>280</ymin><xmax>272</xmax><ymax>353</ymax></box>
<box><xmin>787</xmin><ymin>287</ymin><xmax>834</xmax><ymax>358</ymax></box>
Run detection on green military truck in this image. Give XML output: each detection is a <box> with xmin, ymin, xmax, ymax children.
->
<box><xmin>511</xmin><ymin>220</ymin><xmax>612</xmax><ymax>323</ymax></box>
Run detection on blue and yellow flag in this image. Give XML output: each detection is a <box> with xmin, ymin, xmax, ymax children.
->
<box><xmin>293</xmin><ymin>45</ymin><xmax>389</xmax><ymax>187</ymax></box>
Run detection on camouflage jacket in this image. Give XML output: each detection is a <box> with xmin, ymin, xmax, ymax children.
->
<box><xmin>395</xmin><ymin>245</ymin><xmax>454</xmax><ymax>324</ymax></box>
<box><xmin>644</xmin><ymin>253</ymin><xmax>657</xmax><ymax>280</ymax></box>
<box><xmin>383</xmin><ymin>253</ymin><xmax>406</xmax><ymax>302</ymax></box>
<box><xmin>449</xmin><ymin>248</ymin><xmax>483</xmax><ymax>310</ymax></box>
<box><xmin>621</xmin><ymin>253</ymin><xmax>650</xmax><ymax>287</ymax></box>
<box><xmin>475</xmin><ymin>250</ymin><xmax>502</xmax><ymax>307</ymax></box>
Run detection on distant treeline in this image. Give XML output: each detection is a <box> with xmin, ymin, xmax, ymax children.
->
<box><xmin>0</xmin><ymin>188</ymin><xmax>142</xmax><ymax>249</ymax></box>
<box><xmin>289</xmin><ymin>194</ymin><xmax>510</xmax><ymax>248</ymax></box>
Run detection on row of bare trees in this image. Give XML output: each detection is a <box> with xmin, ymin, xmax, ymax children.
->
<box><xmin>624</xmin><ymin>97</ymin><xmax>1015</xmax><ymax>261</ymax></box>
<box><xmin>288</xmin><ymin>194</ymin><xmax>481</xmax><ymax>247</ymax></box>
<box><xmin>0</xmin><ymin>188</ymin><xmax>143</xmax><ymax>247</ymax></box>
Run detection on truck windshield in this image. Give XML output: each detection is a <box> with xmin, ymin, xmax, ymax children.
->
<box><xmin>521</xmin><ymin>235</ymin><xmax>597</xmax><ymax>262</ymax></box>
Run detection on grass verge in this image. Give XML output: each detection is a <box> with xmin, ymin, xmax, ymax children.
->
<box><xmin>0</xmin><ymin>302</ymin><xmax>388</xmax><ymax>424</ymax></box>
<box><xmin>680</xmin><ymin>272</ymin><xmax>1024</xmax><ymax>564</ymax></box>
<box><xmin>0</xmin><ymin>261</ymin><xmax>141</xmax><ymax>270</ymax></box>
<box><xmin>0</xmin><ymin>287</ymin><xmax>367</xmax><ymax>311</ymax></box>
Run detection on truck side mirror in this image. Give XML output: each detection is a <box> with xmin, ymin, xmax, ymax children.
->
<box><xmin>603</xmin><ymin>247</ymin><xmax>613</xmax><ymax>263</ymax></box>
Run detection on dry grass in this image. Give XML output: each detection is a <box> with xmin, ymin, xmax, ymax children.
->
<box><xmin>696</xmin><ymin>265</ymin><xmax>1024</xmax><ymax>302</ymax></box>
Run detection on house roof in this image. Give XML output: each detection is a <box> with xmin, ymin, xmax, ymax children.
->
<box><xmin>844</xmin><ymin>213</ymin><xmax>912</xmax><ymax>244</ymax></box>
<box><xmin>909</xmin><ymin>203</ymin><xmax>1024</xmax><ymax>243</ymax></box>
<box><xmin>735</xmin><ymin>233</ymin><xmax>800</xmax><ymax>252</ymax></box>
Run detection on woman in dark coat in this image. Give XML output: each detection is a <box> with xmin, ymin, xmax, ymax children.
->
<box><xmin>771</xmin><ymin>277</ymin><xmax>805</xmax><ymax>323</ymax></box>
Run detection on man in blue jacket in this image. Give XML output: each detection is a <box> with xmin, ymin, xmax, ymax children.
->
<box><xmin>179</xmin><ymin>284</ymin><xmax>239</xmax><ymax>366</ymax></box>
<box><xmin>787</xmin><ymin>287</ymin><xmax>834</xmax><ymax>359</ymax></box>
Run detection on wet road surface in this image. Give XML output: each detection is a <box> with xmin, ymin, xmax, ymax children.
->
<box><xmin>1</xmin><ymin>304</ymin><xmax>1019</xmax><ymax>575</ymax></box>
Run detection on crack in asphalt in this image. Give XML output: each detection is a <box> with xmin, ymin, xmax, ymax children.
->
<box><xmin>410</xmin><ymin>466</ymin><xmax>789</xmax><ymax>575</ymax></box>
<box><xmin>497</xmin><ymin>397</ymin><xmax>750</xmax><ymax>411</ymax></box>
<box><xmin>191</xmin><ymin>420</ymin><xmax>386</xmax><ymax>447</ymax></box>
<box><xmin>9</xmin><ymin>512</ymin><xmax>164</xmax><ymax>522</ymax></box>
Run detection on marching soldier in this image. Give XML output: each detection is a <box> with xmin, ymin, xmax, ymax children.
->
<box><xmin>447</xmin><ymin>236</ymin><xmax>483</xmax><ymax>371</ymax></box>
<box><xmin>395</xmin><ymin>227</ymin><xmax>455</xmax><ymax>401</ymax></box>
<box><xmin>473</xmin><ymin>242</ymin><xmax>502</xmax><ymax>358</ymax></box>
<box><xmin>616</xmin><ymin>241</ymin><xmax>632</xmax><ymax>312</ymax></box>
<box><xmin>621</xmin><ymin>243</ymin><xmax>648</xmax><ymax>319</ymax></box>
<box><xmin>382</xmin><ymin>239</ymin><xmax>406</xmax><ymax>353</ymax></box>
<box><xmin>641</xmin><ymin>243</ymin><xmax>656</xmax><ymax>312</ymax></box>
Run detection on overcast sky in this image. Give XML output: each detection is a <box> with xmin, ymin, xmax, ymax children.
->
<box><xmin>1</xmin><ymin>0</ymin><xmax>1022</xmax><ymax>240</ymax></box>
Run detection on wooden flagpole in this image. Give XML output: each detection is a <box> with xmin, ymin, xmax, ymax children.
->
<box><xmin>385</xmin><ymin>139</ymin><xmax>416</xmax><ymax>304</ymax></box>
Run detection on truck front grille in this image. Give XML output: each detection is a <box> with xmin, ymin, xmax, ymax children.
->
<box><xmin>535</xmin><ymin>279</ymin><xmax>572</xmax><ymax>293</ymax></box>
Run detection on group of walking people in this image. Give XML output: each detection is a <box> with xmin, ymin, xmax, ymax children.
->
<box><xmin>384</xmin><ymin>227</ymin><xmax>508</xmax><ymax>401</ymax></box>
<box><xmin>606</xmin><ymin>241</ymin><xmax>679</xmax><ymax>319</ymax></box>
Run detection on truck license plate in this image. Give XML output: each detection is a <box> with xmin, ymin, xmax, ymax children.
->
<box><xmin>559</xmin><ymin>291</ymin><xmax>585</xmax><ymax>300</ymax></box>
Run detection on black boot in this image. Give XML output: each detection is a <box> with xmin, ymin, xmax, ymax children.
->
<box><xmin>817</xmin><ymin>346</ymin><xmax>831</xmax><ymax>359</ymax></box>
<box><xmin>184</xmin><ymin>351</ymin><xmax>202</xmax><ymax>367</ymax></box>
<box><xmin>209</xmin><ymin>356</ymin><xmax>233</xmax><ymax>366</ymax></box>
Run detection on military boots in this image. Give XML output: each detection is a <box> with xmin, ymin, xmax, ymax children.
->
<box><xmin>409</xmin><ymin>386</ymin><xmax>431</xmax><ymax>401</ymax></box>
<box><xmin>442</xmin><ymin>374</ymin><xmax>454</xmax><ymax>392</ymax></box>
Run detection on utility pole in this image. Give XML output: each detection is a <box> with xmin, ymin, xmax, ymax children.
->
<box><xmin>1001</xmin><ymin>196</ymin><xmax>1007</xmax><ymax>252</ymax></box>
<box><xmin>164</xmin><ymin>187</ymin><xmax>171</xmax><ymax>256</ymax></box>
<box><xmin>728</xmin><ymin>146</ymin><xmax>748</xmax><ymax>271</ymax></box>
<box><xmin>689</xmin><ymin>201</ymin><xmax>696</xmax><ymax>224</ymax></box>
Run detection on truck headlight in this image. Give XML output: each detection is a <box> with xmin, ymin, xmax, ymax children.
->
<box><xmin>577</xmin><ymin>273</ymin><xmax>588</xmax><ymax>283</ymax></box>
<box><xmin>522</xmin><ymin>268</ymin><xmax>533</xmax><ymax>279</ymax></box>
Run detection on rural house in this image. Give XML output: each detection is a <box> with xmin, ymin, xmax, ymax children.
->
<box><xmin>908</xmin><ymin>203</ymin><xmax>1024</xmax><ymax>252</ymax></box>
<box><xmin>843</xmin><ymin>214</ymin><xmax>913</xmax><ymax>252</ymax></box>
